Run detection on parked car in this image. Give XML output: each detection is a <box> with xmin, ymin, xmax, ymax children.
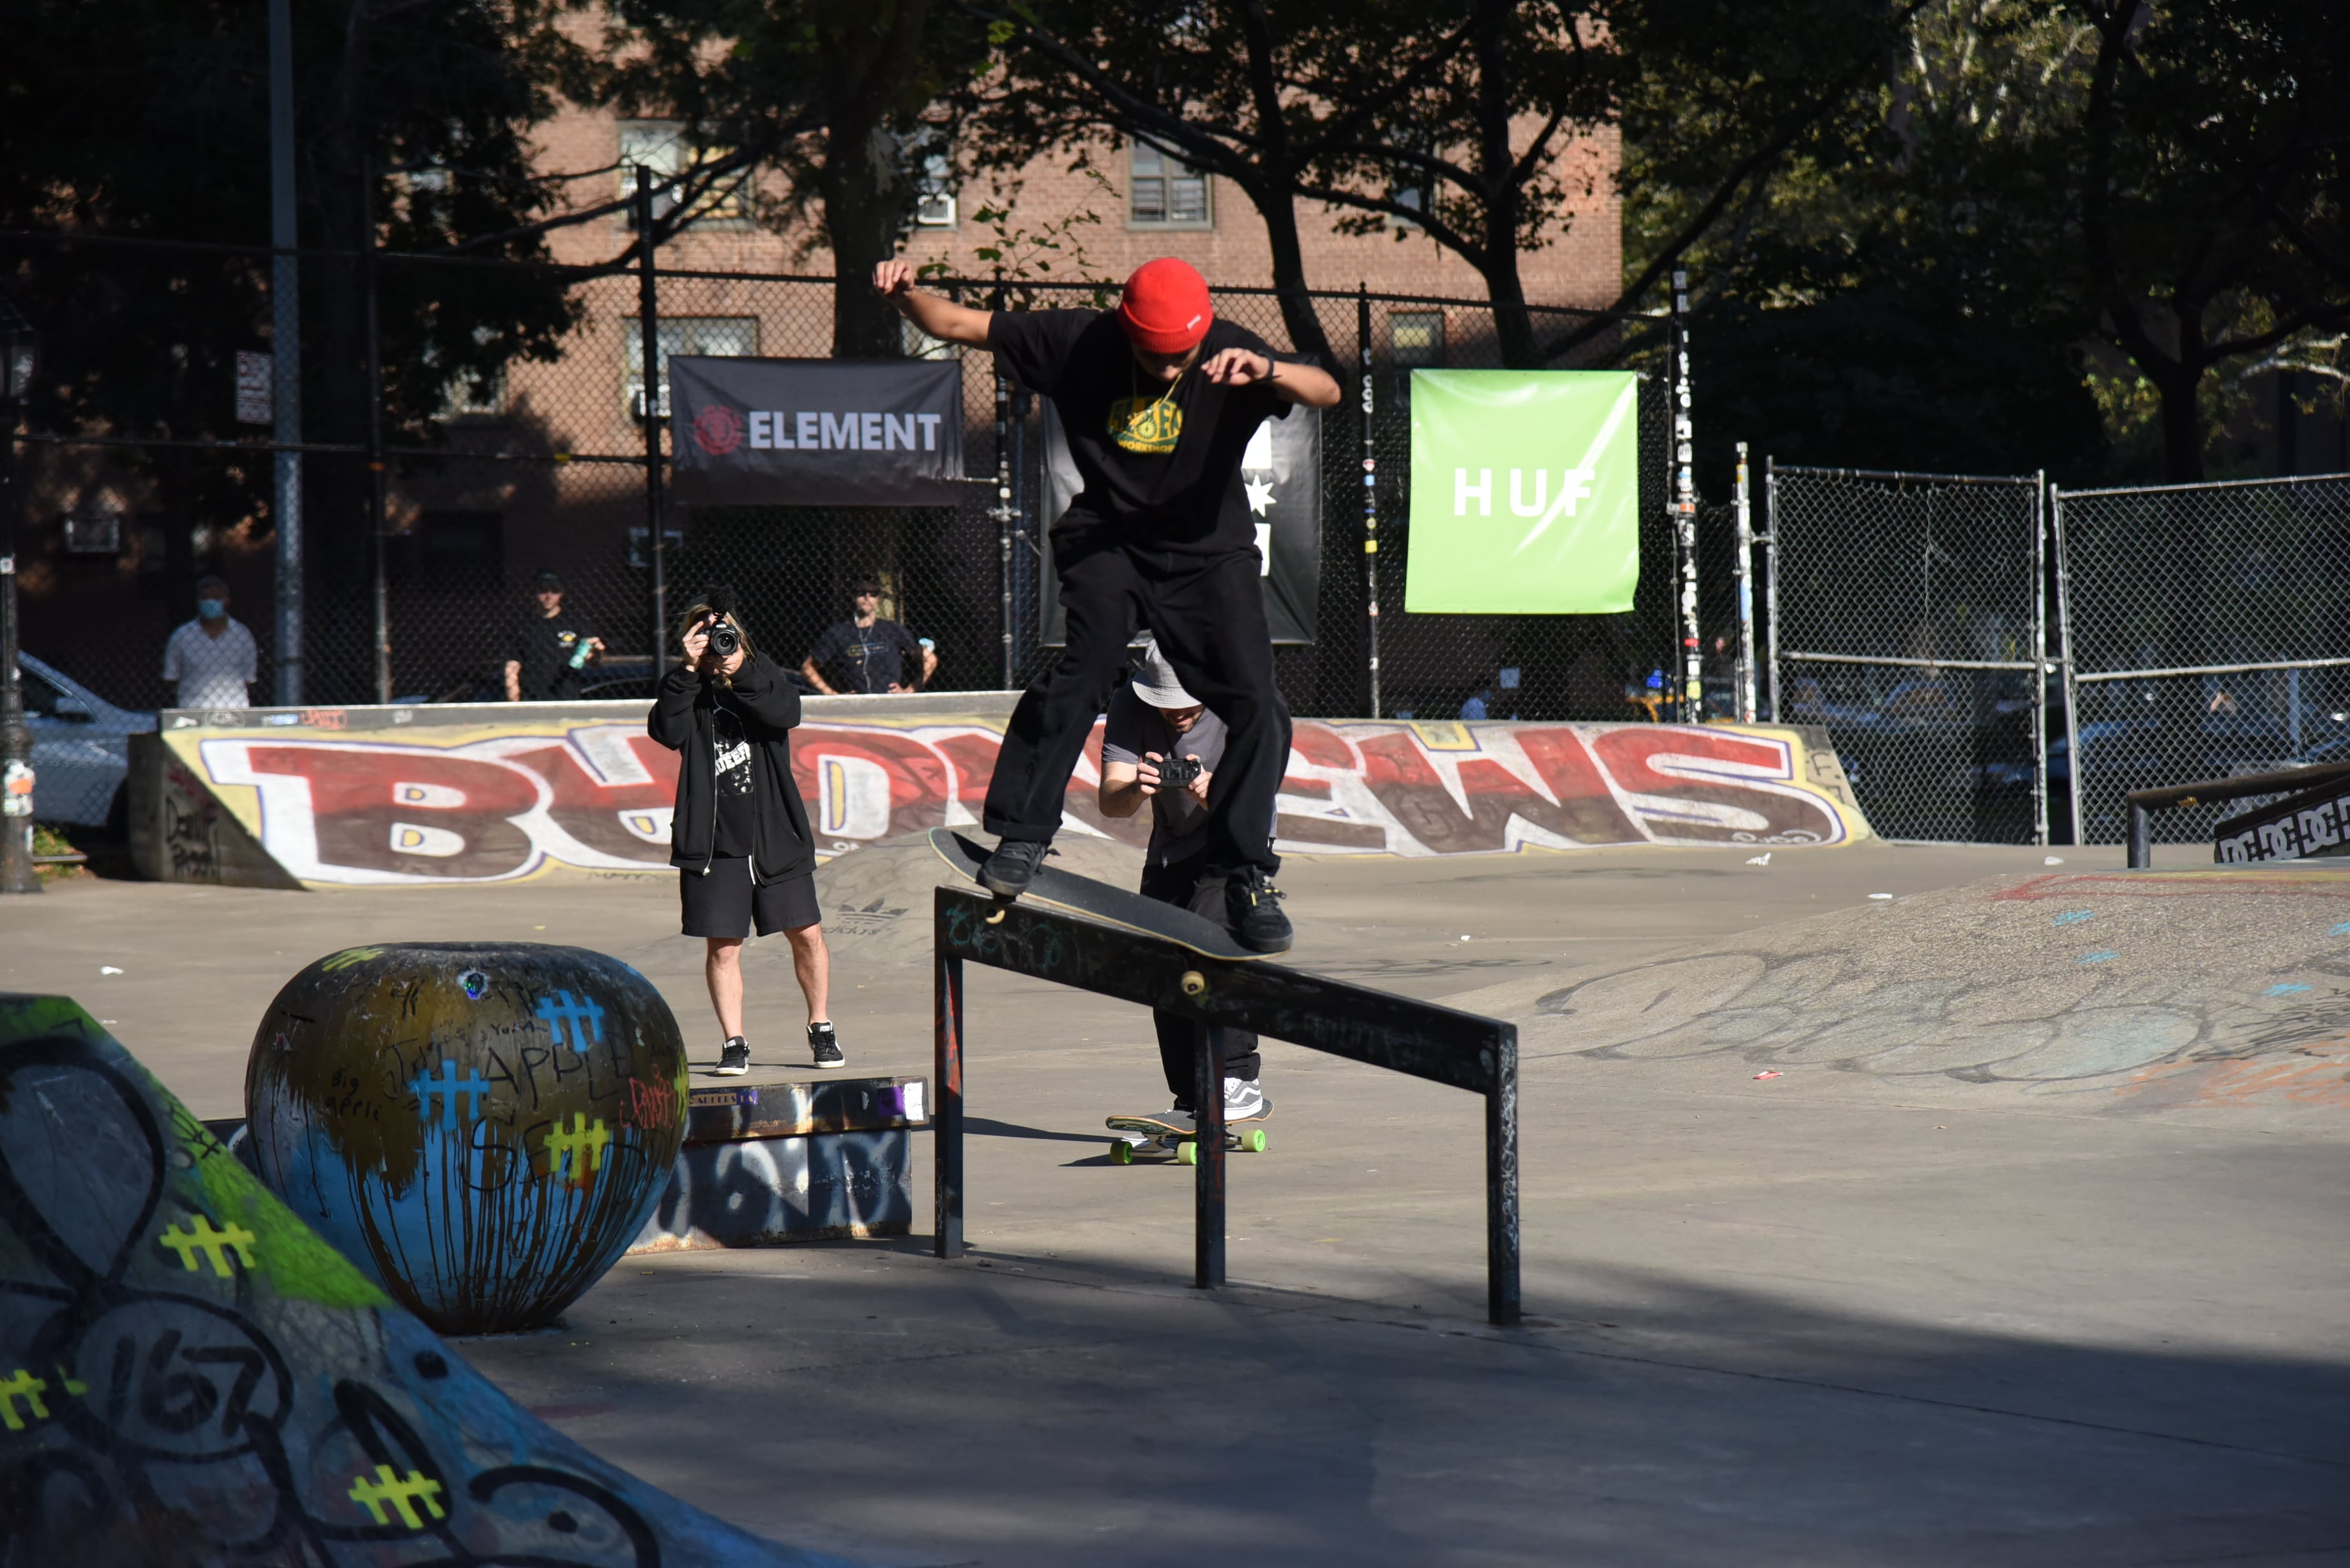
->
<box><xmin>14</xmin><ymin>654</ymin><xmax>155</xmax><ymax>829</ymax></box>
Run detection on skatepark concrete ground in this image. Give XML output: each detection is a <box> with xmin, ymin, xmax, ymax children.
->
<box><xmin>4</xmin><ymin>838</ymin><xmax>2347</xmax><ymax>1565</ymax></box>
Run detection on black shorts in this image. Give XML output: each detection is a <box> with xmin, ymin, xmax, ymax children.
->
<box><xmin>679</xmin><ymin>857</ymin><xmax>821</xmax><ymax>939</ymax></box>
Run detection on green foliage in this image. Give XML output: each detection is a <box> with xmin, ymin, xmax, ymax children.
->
<box><xmin>914</xmin><ymin>168</ymin><xmax>1121</xmax><ymax>308</ymax></box>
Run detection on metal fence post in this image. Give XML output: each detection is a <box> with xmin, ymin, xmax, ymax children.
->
<box><xmin>1733</xmin><ymin>440</ymin><xmax>1756</xmax><ymax>723</ymax></box>
<box><xmin>2051</xmin><ymin>486</ymin><xmax>2084</xmax><ymax>845</ymax></box>
<box><xmin>1358</xmin><ymin>283</ymin><xmax>1381</xmax><ymax>721</ymax></box>
<box><xmin>361</xmin><ymin>160</ymin><xmax>391</xmax><ymax>704</ymax></box>
<box><xmin>1763</xmin><ymin>456</ymin><xmax>1780</xmax><ymax>722</ymax></box>
<box><xmin>633</xmin><ymin>168</ymin><xmax>667</xmax><ymax>670</ymax></box>
<box><xmin>1671</xmin><ymin>271</ymin><xmax>1699</xmax><ymax>722</ymax></box>
<box><xmin>2032</xmin><ymin>471</ymin><xmax>2048</xmax><ymax>847</ymax></box>
<box><xmin>934</xmin><ymin>940</ymin><xmax>964</xmax><ymax>1259</ymax></box>
<box><xmin>268</xmin><ymin>0</ymin><xmax>303</xmax><ymax>706</ymax></box>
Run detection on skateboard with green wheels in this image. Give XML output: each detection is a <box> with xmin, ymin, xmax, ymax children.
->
<box><xmin>1105</xmin><ymin>1108</ymin><xmax>1271</xmax><ymax>1165</ymax></box>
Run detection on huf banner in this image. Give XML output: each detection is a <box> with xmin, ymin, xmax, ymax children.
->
<box><xmin>1038</xmin><ymin>403</ymin><xmax>1323</xmax><ymax>645</ymax></box>
<box><xmin>1404</xmin><ymin>370</ymin><xmax>1639</xmax><ymax>614</ymax></box>
<box><xmin>667</xmin><ymin>356</ymin><xmax>966</xmax><ymax>507</ymax></box>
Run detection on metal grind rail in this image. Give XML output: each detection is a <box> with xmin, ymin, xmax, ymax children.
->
<box><xmin>931</xmin><ymin>884</ymin><xmax>1521</xmax><ymax>1326</ymax></box>
<box><xmin>2125</xmin><ymin>759</ymin><xmax>2350</xmax><ymax>870</ymax></box>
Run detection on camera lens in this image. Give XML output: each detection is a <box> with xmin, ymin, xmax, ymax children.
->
<box><xmin>708</xmin><ymin>621</ymin><xmax>741</xmax><ymax>658</ymax></box>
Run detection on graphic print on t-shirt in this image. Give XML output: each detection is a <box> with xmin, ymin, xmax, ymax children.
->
<box><xmin>711</xmin><ymin>702</ymin><xmax>757</xmax><ymax>856</ymax></box>
<box><xmin>1107</xmin><ymin>388</ymin><xmax>1183</xmax><ymax>453</ymax></box>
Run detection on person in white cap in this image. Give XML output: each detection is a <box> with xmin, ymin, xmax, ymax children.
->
<box><xmin>1096</xmin><ymin>637</ymin><xmax>1268</xmax><ymax>1129</ymax></box>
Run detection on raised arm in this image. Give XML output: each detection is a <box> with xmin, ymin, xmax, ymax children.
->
<box><xmin>874</xmin><ymin>259</ymin><xmax>993</xmax><ymax>347</ymax></box>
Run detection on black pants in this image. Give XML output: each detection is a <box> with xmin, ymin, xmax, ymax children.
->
<box><xmin>983</xmin><ymin>536</ymin><xmax>1291</xmax><ymax>875</ymax></box>
<box><xmin>1142</xmin><ymin>854</ymin><xmax>1262</xmax><ymax>1103</ymax></box>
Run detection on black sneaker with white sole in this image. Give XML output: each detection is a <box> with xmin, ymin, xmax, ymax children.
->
<box><xmin>808</xmin><ymin>1021</ymin><xmax>845</xmax><ymax>1069</ymax></box>
<box><xmin>715</xmin><ymin>1037</ymin><xmax>751</xmax><ymax>1076</ymax></box>
<box><xmin>979</xmin><ymin>837</ymin><xmax>1052</xmax><ymax>896</ymax></box>
<box><xmin>1227</xmin><ymin>867</ymin><xmax>1294</xmax><ymax>953</ymax></box>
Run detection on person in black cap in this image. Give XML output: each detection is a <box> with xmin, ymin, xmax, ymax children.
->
<box><xmin>505</xmin><ymin>569</ymin><xmax>602</xmax><ymax>701</ymax></box>
<box><xmin>801</xmin><ymin>577</ymin><xmax>937</xmax><ymax>695</ymax></box>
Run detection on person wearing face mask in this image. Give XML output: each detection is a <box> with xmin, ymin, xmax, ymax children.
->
<box><xmin>872</xmin><ymin>253</ymin><xmax>1340</xmax><ymax>953</ymax></box>
<box><xmin>162</xmin><ymin>575</ymin><xmax>260</xmax><ymax>711</ymax></box>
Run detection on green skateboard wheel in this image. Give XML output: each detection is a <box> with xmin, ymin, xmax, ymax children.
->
<box><xmin>1241</xmin><ymin>1126</ymin><xmax>1268</xmax><ymax>1153</ymax></box>
<box><xmin>1111</xmin><ymin>1138</ymin><xmax>1135</xmax><ymax>1165</ymax></box>
<box><xmin>1176</xmin><ymin>1140</ymin><xmax>1198</xmax><ymax>1166</ymax></box>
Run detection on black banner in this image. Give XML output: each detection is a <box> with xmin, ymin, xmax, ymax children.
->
<box><xmin>1038</xmin><ymin>403</ymin><xmax>1322</xmax><ymax>645</ymax></box>
<box><xmin>668</xmin><ymin>356</ymin><xmax>966</xmax><ymax>507</ymax></box>
<box><xmin>2214</xmin><ymin>778</ymin><xmax>2350</xmax><ymax>863</ymax></box>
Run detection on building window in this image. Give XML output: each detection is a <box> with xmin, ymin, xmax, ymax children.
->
<box><xmin>1389</xmin><ymin>146</ymin><xmax>1434</xmax><ymax>230</ymax></box>
<box><xmin>618</xmin><ymin>120</ymin><xmax>748</xmax><ymax>228</ymax></box>
<box><xmin>1130</xmin><ymin>142</ymin><xmax>1210</xmax><ymax>228</ymax></box>
<box><xmin>625</xmin><ymin>317</ymin><xmax>758</xmax><ymax>418</ymax></box>
<box><xmin>913</xmin><ymin>149</ymin><xmax>957</xmax><ymax>229</ymax></box>
<box><xmin>1391</xmin><ymin>310</ymin><xmax>1445</xmax><ymax>368</ymax></box>
<box><xmin>63</xmin><ymin>492</ymin><xmax>123</xmax><ymax>554</ymax></box>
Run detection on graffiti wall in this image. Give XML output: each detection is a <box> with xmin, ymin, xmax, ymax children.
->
<box><xmin>141</xmin><ymin>701</ymin><xmax>1869</xmax><ymax>887</ymax></box>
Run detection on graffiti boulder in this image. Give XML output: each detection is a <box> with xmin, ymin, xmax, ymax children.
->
<box><xmin>244</xmin><ymin>944</ymin><xmax>687</xmax><ymax>1335</ymax></box>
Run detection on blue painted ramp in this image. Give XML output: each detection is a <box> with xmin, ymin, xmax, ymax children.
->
<box><xmin>0</xmin><ymin>994</ymin><xmax>861</xmax><ymax>1567</ymax></box>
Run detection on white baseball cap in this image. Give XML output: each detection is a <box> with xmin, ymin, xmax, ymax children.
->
<box><xmin>1129</xmin><ymin>637</ymin><xmax>1199</xmax><ymax>709</ymax></box>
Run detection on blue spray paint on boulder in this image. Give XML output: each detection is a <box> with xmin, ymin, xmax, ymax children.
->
<box><xmin>245</xmin><ymin>944</ymin><xmax>688</xmax><ymax>1336</ymax></box>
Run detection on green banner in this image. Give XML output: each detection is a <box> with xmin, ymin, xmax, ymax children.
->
<box><xmin>1404</xmin><ymin>370</ymin><xmax>1640</xmax><ymax>614</ymax></box>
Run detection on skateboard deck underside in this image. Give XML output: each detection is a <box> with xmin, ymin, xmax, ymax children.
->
<box><xmin>927</xmin><ymin>829</ymin><xmax>1262</xmax><ymax>962</ymax></box>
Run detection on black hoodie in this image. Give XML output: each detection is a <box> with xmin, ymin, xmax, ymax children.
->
<box><xmin>646</xmin><ymin>652</ymin><xmax>815</xmax><ymax>883</ymax></box>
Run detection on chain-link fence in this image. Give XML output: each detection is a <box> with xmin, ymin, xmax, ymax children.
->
<box><xmin>2056</xmin><ymin>473</ymin><xmax>2350</xmax><ymax>846</ymax></box>
<box><xmin>8</xmin><ymin>226</ymin><xmax>1690</xmax><ymax>730</ymax></box>
<box><xmin>1768</xmin><ymin>465</ymin><xmax>2047</xmax><ymax>843</ymax></box>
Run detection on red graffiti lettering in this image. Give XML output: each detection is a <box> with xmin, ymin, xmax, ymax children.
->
<box><xmin>243</xmin><ymin>746</ymin><xmax>541</xmax><ymax>877</ymax></box>
<box><xmin>1585</xmin><ymin>727</ymin><xmax>1840</xmax><ymax>844</ymax></box>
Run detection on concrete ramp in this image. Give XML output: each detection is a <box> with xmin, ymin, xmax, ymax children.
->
<box><xmin>0</xmin><ymin>995</ymin><xmax>858</xmax><ymax>1566</ymax></box>
<box><xmin>1457</xmin><ymin>866</ymin><xmax>2350</xmax><ymax>1119</ymax></box>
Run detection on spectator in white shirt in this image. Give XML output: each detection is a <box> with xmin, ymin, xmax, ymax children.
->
<box><xmin>162</xmin><ymin>575</ymin><xmax>260</xmax><ymax>711</ymax></box>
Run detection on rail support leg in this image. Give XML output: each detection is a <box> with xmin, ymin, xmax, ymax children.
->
<box><xmin>2128</xmin><ymin>804</ymin><xmax>2151</xmax><ymax>871</ymax></box>
<box><xmin>934</xmin><ymin>951</ymin><xmax>964</xmax><ymax>1259</ymax></box>
<box><xmin>1195</xmin><ymin>1021</ymin><xmax>1226</xmax><ymax>1290</ymax></box>
<box><xmin>1486</xmin><ymin>1032</ymin><xmax>1520</xmax><ymax>1327</ymax></box>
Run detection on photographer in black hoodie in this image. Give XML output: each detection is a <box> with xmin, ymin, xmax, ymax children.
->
<box><xmin>648</xmin><ymin>587</ymin><xmax>844</xmax><ymax>1076</ymax></box>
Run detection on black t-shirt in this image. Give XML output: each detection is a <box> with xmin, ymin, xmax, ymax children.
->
<box><xmin>710</xmin><ymin>696</ymin><xmax>757</xmax><ymax>856</ymax></box>
<box><xmin>808</xmin><ymin>617</ymin><xmax>924</xmax><ymax>693</ymax></box>
<box><xmin>987</xmin><ymin>310</ymin><xmax>1292</xmax><ymax>554</ymax></box>
<box><xmin>510</xmin><ymin>611</ymin><xmax>596</xmax><ymax>700</ymax></box>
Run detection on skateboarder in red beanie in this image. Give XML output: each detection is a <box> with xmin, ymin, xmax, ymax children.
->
<box><xmin>874</xmin><ymin>255</ymin><xmax>1340</xmax><ymax>951</ymax></box>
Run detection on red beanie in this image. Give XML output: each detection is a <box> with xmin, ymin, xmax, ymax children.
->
<box><xmin>1118</xmin><ymin>258</ymin><xmax>1213</xmax><ymax>355</ymax></box>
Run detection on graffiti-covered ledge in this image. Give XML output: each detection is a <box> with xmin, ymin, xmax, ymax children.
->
<box><xmin>128</xmin><ymin>698</ymin><xmax>1869</xmax><ymax>889</ymax></box>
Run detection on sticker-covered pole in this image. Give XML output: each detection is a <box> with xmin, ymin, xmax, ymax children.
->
<box><xmin>635</xmin><ymin>167</ymin><xmax>667</xmax><ymax>672</ymax></box>
<box><xmin>1195</xmin><ymin>1021</ymin><xmax>1226</xmax><ymax>1289</ymax></box>
<box><xmin>1358</xmin><ymin>284</ymin><xmax>1381</xmax><ymax>720</ymax></box>
<box><xmin>1733</xmin><ymin>441</ymin><xmax>1756</xmax><ymax>723</ymax></box>
<box><xmin>1672</xmin><ymin>270</ymin><xmax>1701</xmax><ymax>723</ymax></box>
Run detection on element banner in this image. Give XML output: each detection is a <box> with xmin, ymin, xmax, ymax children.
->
<box><xmin>668</xmin><ymin>356</ymin><xmax>966</xmax><ymax>507</ymax></box>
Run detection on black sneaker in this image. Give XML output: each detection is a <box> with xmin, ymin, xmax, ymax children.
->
<box><xmin>1227</xmin><ymin>867</ymin><xmax>1293</xmax><ymax>953</ymax></box>
<box><xmin>715</xmin><ymin>1037</ymin><xmax>750</xmax><ymax>1076</ymax></box>
<box><xmin>979</xmin><ymin>838</ymin><xmax>1052</xmax><ymax>896</ymax></box>
<box><xmin>808</xmin><ymin>1021</ymin><xmax>846</xmax><ymax>1069</ymax></box>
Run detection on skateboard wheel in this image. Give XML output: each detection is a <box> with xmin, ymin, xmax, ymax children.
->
<box><xmin>1176</xmin><ymin>1140</ymin><xmax>1198</xmax><ymax>1166</ymax></box>
<box><xmin>1110</xmin><ymin>1138</ymin><xmax>1134</xmax><ymax>1165</ymax></box>
<box><xmin>1241</xmin><ymin>1127</ymin><xmax>1268</xmax><ymax>1154</ymax></box>
<box><xmin>1179</xmin><ymin>970</ymin><xmax>1206</xmax><ymax>997</ymax></box>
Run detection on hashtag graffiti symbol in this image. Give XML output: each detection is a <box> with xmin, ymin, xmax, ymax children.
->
<box><xmin>158</xmin><ymin>1216</ymin><xmax>258</xmax><ymax>1278</ymax></box>
<box><xmin>543</xmin><ymin>1112</ymin><xmax>610</xmax><ymax>1183</ymax></box>
<box><xmin>347</xmin><ymin>1464</ymin><xmax>446</xmax><ymax>1529</ymax></box>
<box><xmin>535</xmin><ymin>989</ymin><xmax>607</xmax><ymax>1051</ymax></box>
<box><xmin>411</xmin><ymin>1059</ymin><xmax>490</xmax><ymax>1127</ymax></box>
<box><xmin>0</xmin><ymin>1369</ymin><xmax>51</xmax><ymax>1431</ymax></box>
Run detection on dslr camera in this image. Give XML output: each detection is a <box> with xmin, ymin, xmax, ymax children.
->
<box><xmin>1154</xmin><ymin>754</ymin><xmax>1202</xmax><ymax>789</ymax></box>
<box><xmin>706</xmin><ymin>617</ymin><xmax>741</xmax><ymax>660</ymax></box>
